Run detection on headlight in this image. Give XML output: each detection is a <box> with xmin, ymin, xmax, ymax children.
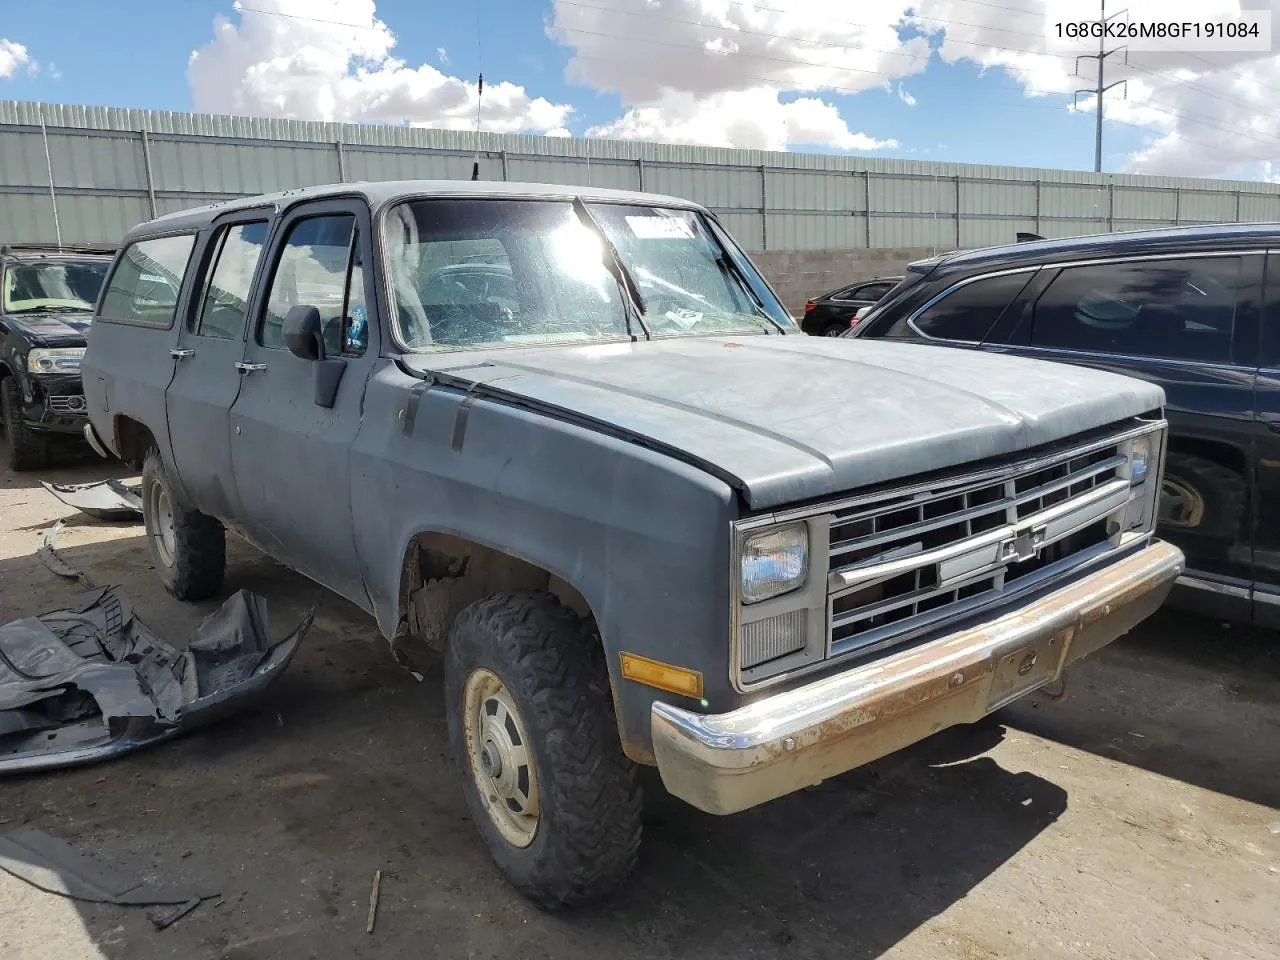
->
<box><xmin>28</xmin><ymin>347</ymin><xmax>86</xmax><ymax>373</ymax></box>
<box><xmin>1129</xmin><ymin>435</ymin><xmax>1151</xmax><ymax>486</ymax></box>
<box><xmin>741</xmin><ymin>523</ymin><xmax>808</xmax><ymax>604</ymax></box>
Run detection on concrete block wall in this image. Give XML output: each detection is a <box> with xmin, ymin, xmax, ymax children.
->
<box><xmin>750</xmin><ymin>247</ymin><xmax>933</xmax><ymax>315</ymax></box>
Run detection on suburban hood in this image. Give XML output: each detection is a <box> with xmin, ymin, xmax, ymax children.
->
<box><xmin>7</xmin><ymin>310</ymin><xmax>92</xmax><ymax>345</ymax></box>
<box><xmin>403</xmin><ymin>336</ymin><xmax>1164</xmax><ymax>510</ymax></box>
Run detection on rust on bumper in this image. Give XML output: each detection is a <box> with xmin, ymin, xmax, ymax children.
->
<box><xmin>652</xmin><ymin>539</ymin><xmax>1184</xmax><ymax>815</ymax></box>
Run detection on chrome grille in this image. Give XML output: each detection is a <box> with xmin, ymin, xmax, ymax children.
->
<box><xmin>47</xmin><ymin>394</ymin><xmax>87</xmax><ymax>414</ymax></box>
<box><xmin>827</xmin><ymin>440</ymin><xmax>1128</xmax><ymax>658</ymax></box>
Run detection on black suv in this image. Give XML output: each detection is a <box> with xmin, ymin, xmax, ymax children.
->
<box><xmin>849</xmin><ymin>223</ymin><xmax>1280</xmax><ymax>626</ymax></box>
<box><xmin>0</xmin><ymin>243</ymin><xmax>115</xmax><ymax>470</ymax></box>
<box><xmin>801</xmin><ymin>276</ymin><xmax>902</xmax><ymax>337</ymax></box>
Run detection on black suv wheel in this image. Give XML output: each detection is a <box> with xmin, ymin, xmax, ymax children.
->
<box><xmin>1</xmin><ymin>376</ymin><xmax>52</xmax><ymax>472</ymax></box>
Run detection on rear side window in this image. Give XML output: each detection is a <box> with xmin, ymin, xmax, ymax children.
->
<box><xmin>194</xmin><ymin>221</ymin><xmax>269</xmax><ymax>339</ymax></box>
<box><xmin>1031</xmin><ymin>257</ymin><xmax>1240</xmax><ymax>363</ymax></box>
<box><xmin>857</xmin><ymin>281</ymin><xmax>894</xmax><ymax>301</ymax></box>
<box><xmin>99</xmin><ymin>235</ymin><xmax>196</xmax><ymax>327</ymax></box>
<box><xmin>885</xmin><ymin>271</ymin><xmax>1031</xmax><ymax>342</ymax></box>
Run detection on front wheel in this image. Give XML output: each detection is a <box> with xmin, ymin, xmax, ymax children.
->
<box><xmin>1</xmin><ymin>377</ymin><xmax>52</xmax><ymax>471</ymax></box>
<box><xmin>444</xmin><ymin>592</ymin><xmax>642</xmax><ymax>909</ymax></box>
<box><xmin>141</xmin><ymin>448</ymin><xmax>226</xmax><ymax>601</ymax></box>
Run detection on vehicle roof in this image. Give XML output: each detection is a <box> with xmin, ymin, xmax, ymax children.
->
<box><xmin>0</xmin><ymin>242</ymin><xmax>116</xmax><ymax>261</ymax></box>
<box><xmin>921</xmin><ymin>221</ymin><xmax>1280</xmax><ymax>276</ymax></box>
<box><xmin>814</xmin><ymin>275</ymin><xmax>904</xmax><ymax>300</ymax></box>
<box><xmin>127</xmin><ymin>180</ymin><xmax>704</xmax><ymax>239</ymax></box>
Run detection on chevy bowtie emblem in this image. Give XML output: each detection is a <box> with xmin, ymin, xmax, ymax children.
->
<box><xmin>1000</xmin><ymin>529</ymin><xmax>1044</xmax><ymax>564</ymax></box>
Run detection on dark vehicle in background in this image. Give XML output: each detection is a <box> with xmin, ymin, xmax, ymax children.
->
<box><xmin>801</xmin><ymin>275</ymin><xmax>902</xmax><ymax>336</ymax></box>
<box><xmin>0</xmin><ymin>243</ymin><xmax>115</xmax><ymax>469</ymax></box>
<box><xmin>849</xmin><ymin>223</ymin><xmax>1280</xmax><ymax>626</ymax></box>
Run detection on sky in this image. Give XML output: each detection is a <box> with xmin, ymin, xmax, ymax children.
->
<box><xmin>0</xmin><ymin>0</ymin><xmax>1278</xmax><ymax>180</ymax></box>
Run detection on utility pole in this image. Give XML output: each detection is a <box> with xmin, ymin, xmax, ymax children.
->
<box><xmin>1074</xmin><ymin>0</ymin><xmax>1128</xmax><ymax>173</ymax></box>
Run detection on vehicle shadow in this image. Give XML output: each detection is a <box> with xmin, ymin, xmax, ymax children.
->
<box><xmin>999</xmin><ymin>606</ymin><xmax>1280</xmax><ymax>810</ymax></box>
<box><xmin>1</xmin><ymin>538</ymin><xmax>1064</xmax><ymax>960</ymax></box>
<box><xmin>1</xmin><ymin>536</ymin><xmax>1273</xmax><ymax>959</ymax></box>
<box><xmin>0</xmin><ymin>445</ymin><xmax>131</xmax><ymax>492</ymax></box>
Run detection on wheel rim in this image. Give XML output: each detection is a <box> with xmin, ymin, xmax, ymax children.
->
<box><xmin>147</xmin><ymin>480</ymin><xmax>176</xmax><ymax>567</ymax></box>
<box><xmin>1159</xmin><ymin>476</ymin><xmax>1204</xmax><ymax>528</ymax></box>
<box><xmin>824</xmin><ymin>327</ymin><xmax>844</xmax><ymax>337</ymax></box>
<box><xmin>463</xmin><ymin>667</ymin><xmax>539</xmax><ymax>848</ymax></box>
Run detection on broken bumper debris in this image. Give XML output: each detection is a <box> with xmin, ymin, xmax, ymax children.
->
<box><xmin>40</xmin><ymin>479</ymin><xmax>143</xmax><ymax>522</ymax></box>
<box><xmin>0</xmin><ymin>587</ymin><xmax>314</xmax><ymax>774</ymax></box>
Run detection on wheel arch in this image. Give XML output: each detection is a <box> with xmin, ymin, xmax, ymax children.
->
<box><xmin>108</xmin><ymin>413</ymin><xmax>160</xmax><ymax>469</ymax></box>
<box><xmin>1165</xmin><ymin>433</ymin><xmax>1248</xmax><ymax>476</ymax></box>
<box><xmin>388</xmin><ymin>527</ymin><xmax>646</xmax><ymax>753</ymax></box>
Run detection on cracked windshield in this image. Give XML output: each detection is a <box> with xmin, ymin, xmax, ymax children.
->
<box><xmin>385</xmin><ymin>198</ymin><xmax>793</xmax><ymax>350</ymax></box>
<box><xmin>2</xmin><ymin>259</ymin><xmax>110</xmax><ymax>314</ymax></box>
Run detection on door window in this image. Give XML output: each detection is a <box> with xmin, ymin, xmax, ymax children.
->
<box><xmin>1030</xmin><ymin>257</ymin><xmax>1240</xmax><ymax>363</ymax></box>
<box><xmin>887</xmin><ymin>271</ymin><xmax>1031</xmax><ymax>342</ymax></box>
<box><xmin>856</xmin><ymin>282</ymin><xmax>894</xmax><ymax>301</ymax></box>
<box><xmin>261</xmin><ymin>214</ymin><xmax>365</xmax><ymax>355</ymax></box>
<box><xmin>193</xmin><ymin>221</ymin><xmax>269</xmax><ymax>339</ymax></box>
<box><xmin>99</xmin><ymin>234</ymin><xmax>196</xmax><ymax>327</ymax></box>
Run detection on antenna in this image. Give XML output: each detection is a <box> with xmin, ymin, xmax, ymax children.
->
<box><xmin>471</xmin><ymin>73</ymin><xmax>484</xmax><ymax>181</ymax></box>
<box><xmin>37</xmin><ymin>105</ymin><xmax>63</xmax><ymax>250</ymax></box>
<box><xmin>471</xmin><ymin>2</ymin><xmax>484</xmax><ymax>181</ymax></box>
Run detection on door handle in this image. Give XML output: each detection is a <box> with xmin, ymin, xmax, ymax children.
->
<box><xmin>1268</xmin><ymin>420</ymin><xmax>1280</xmax><ymax>435</ymax></box>
<box><xmin>170</xmin><ymin>348</ymin><xmax>194</xmax><ymax>359</ymax></box>
<box><xmin>234</xmin><ymin>362</ymin><xmax>267</xmax><ymax>374</ymax></box>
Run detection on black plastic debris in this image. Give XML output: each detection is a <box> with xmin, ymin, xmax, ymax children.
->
<box><xmin>0</xmin><ymin>587</ymin><xmax>314</xmax><ymax>774</ymax></box>
<box><xmin>0</xmin><ymin>826</ymin><xmax>216</xmax><ymax>906</ymax></box>
<box><xmin>40</xmin><ymin>480</ymin><xmax>143</xmax><ymax>522</ymax></box>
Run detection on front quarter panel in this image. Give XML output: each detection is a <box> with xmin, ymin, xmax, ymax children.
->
<box><xmin>351</xmin><ymin>361</ymin><xmax>737</xmax><ymax>762</ymax></box>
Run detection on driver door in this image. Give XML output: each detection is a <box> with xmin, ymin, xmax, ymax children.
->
<box><xmin>227</xmin><ymin>198</ymin><xmax>378</xmax><ymax>608</ymax></box>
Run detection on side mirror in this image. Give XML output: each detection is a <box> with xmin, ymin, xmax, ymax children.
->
<box><xmin>283</xmin><ymin>304</ymin><xmax>326</xmax><ymax>361</ymax></box>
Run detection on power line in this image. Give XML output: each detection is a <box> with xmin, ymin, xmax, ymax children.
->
<box><xmin>557</xmin><ymin>1</ymin><xmax>1280</xmax><ymax>158</ymax></box>
<box><xmin>567</xmin><ymin>47</ymin><xmax>1280</xmax><ymax>171</ymax></box>
<box><xmin>234</xmin><ymin>3</ymin><xmax>380</xmax><ymax>31</ymax></box>
<box><xmin>558</xmin><ymin>0</ymin><xmax>1277</xmax><ymax>120</ymax></box>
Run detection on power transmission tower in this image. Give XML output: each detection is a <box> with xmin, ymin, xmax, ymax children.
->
<box><xmin>1074</xmin><ymin>0</ymin><xmax>1128</xmax><ymax>172</ymax></box>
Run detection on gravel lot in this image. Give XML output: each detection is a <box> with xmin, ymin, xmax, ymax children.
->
<box><xmin>1</xmin><ymin>451</ymin><xmax>1278</xmax><ymax>960</ymax></box>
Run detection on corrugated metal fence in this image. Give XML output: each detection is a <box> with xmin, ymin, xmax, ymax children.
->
<box><xmin>3</xmin><ymin>100</ymin><xmax>1280</xmax><ymax>252</ymax></box>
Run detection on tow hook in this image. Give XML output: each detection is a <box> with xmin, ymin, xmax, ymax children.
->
<box><xmin>1039</xmin><ymin>672</ymin><xmax>1069</xmax><ymax>702</ymax></box>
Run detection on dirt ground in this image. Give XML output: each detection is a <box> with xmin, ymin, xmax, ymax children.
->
<box><xmin>1</xmin><ymin>450</ymin><xmax>1278</xmax><ymax>960</ymax></box>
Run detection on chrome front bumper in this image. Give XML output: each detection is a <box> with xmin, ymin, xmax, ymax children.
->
<box><xmin>652</xmin><ymin>539</ymin><xmax>1183</xmax><ymax>815</ymax></box>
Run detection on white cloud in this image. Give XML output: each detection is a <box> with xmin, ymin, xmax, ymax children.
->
<box><xmin>551</xmin><ymin>0</ymin><xmax>1280</xmax><ymax>174</ymax></box>
<box><xmin>908</xmin><ymin>0</ymin><xmax>1280</xmax><ymax>177</ymax></box>
<box><xmin>0</xmin><ymin>39</ymin><xmax>33</xmax><ymax>78</ymax></box>
<box><xmin>551</xmin><ymin>1</ymin><xmax>916</xmax><ymax>152</ymax></box>
<box><xmin>437</xmin><ymin>47</ymin><xmax>448</xmax><ymax>64</ymax></box>
<box><xmin>897</xmin><ymin>85</ymin><xmax>917</xmax><ymax>106</ymax></box>
<box><xmin>188</xmin><ymin>0</ymin><xmax>572</xmax><ymax>134</ymax></box>
<box><xmin>588</xmin><ymin>88</ymin><xmax>898</xmax><ymax>151</ymax></box>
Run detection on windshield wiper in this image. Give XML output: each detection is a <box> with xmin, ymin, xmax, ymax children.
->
<box><xmin>702</xmin><ymin>217</ymin><xmax>786</xmax><ymax>334</ymax></box>
<box><xmin>572</xmin><ymin>196</ymin><xmax>651</xmax><ymax>341</ymax></box>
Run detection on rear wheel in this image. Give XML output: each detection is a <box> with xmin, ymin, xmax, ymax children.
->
<box><xmin>1</xmin><ymin>377</ymin><xmax>52</xmax><ymax>472</ymax></box>
<box><xmin>141</xmin><ymin>448</ymin><xmax>225</xmax><ymax>600</ymax></box>
<box><xmin>822</xmin><ymin>323</ymin><xmax>847</xmax><ymax>337</ymax></box>
<box><xmin>444</xmin><ymin>591</ymin><xmax>642</xmax><ymax>909</ymax></box>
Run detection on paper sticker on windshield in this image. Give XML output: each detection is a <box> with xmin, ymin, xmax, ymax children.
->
<box><xmin>664</xmin><ymin>309</ymin><xmax>702</xmax><ymax>330</ymax></box>
<box><xmin>626</xmin><ymin>216</ymin><xmax>694</xmax><ymax>240</ymax></box>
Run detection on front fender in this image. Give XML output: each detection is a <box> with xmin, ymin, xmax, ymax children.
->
<box><xmin>351</xmin><ymin>364</ymin><xmax>737</xmax><ymax>762</ymax></box>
